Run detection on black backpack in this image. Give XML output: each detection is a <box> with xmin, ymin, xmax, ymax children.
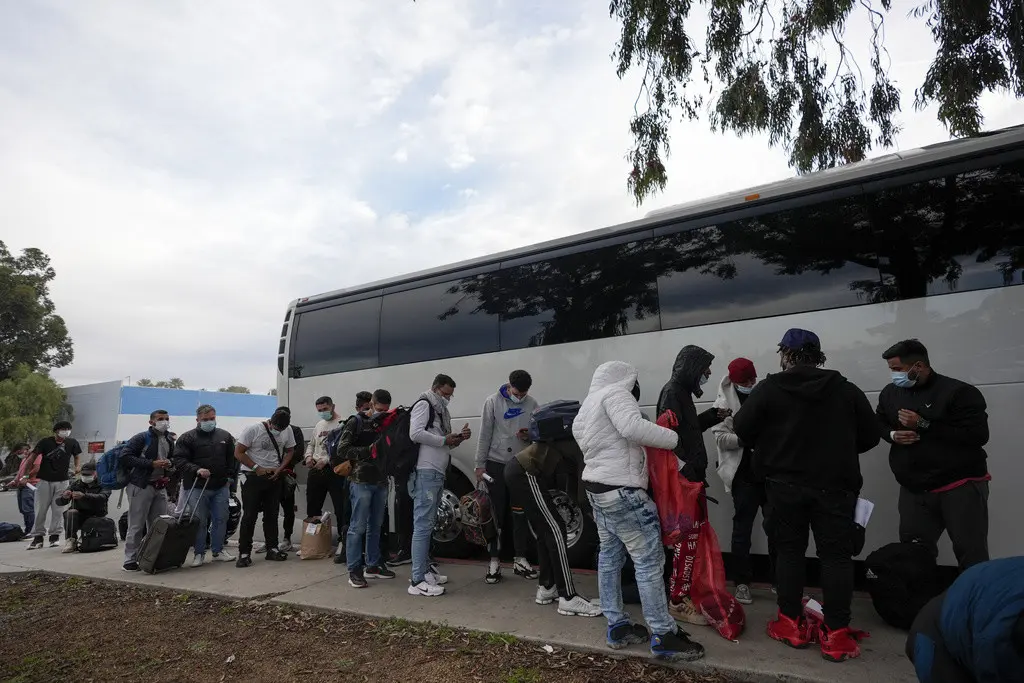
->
<box><xmin>0</xmin><ymin>522</ymin><xmax>24</xmax><ymax>542</ymax></box>
<box><xmin>374</xmin><ymin>399</ymin><xmax>435</xmax><ymax>480</ymax></box>
<box><xmin>79</xmin><ymin>517</ymin><xmax>119</xmax><ymax>553</ymax></box>
<box><xmin>528</xmin><ymin>400</ymin><xmax>580</xmax><ymax>442</ymax></box>
<box><xmin>864</xmin><ymin>541</ymin><xmax>949</xmax><ymax>630</ymax></box>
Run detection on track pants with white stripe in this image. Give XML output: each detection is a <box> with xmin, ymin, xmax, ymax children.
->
<box><xmin>504</xmin><ymin>458</ymin><xmax>577</xmax><ymax>600</ymax></box>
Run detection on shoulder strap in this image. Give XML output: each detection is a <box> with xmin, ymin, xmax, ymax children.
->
<box><xmin>262</xmin><ymin>423</ymin><xmax>283</xmax><ymax>463</ymax></box>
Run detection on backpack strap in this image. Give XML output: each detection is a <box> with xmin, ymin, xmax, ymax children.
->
<box><xmin>262</xmin><ymin>422</ymin><xmax>283</xmax><ymax>464</ymax></box>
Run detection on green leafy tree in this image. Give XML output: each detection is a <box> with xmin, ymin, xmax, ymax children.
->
<box><xmin>136</xmin><ymin>379</ymin><xmax>154</xmax><ymax>387</ymax></box>
<box><xmin>0</xmin><ymin>241</ymin><xmax>74</xmax><ymax>381</ymax></box>
<box><xmin>0</xmin><ymin>364</ymin><xmax>67</xmax><ymax>449</ymax></box>
<box><xmin>218</xmin><ymin>386</ymin><xmax>251</xmax><ymax>394</ymax></box>
<box><xmin>611</xmin><ymin>0</ymin><xmax>1024</xmax><ymax>203</ymax></box>
<box><xmin>137</xmin><ymin>378</ymin><xmax>185</xmax><ymax>389</ymax></box>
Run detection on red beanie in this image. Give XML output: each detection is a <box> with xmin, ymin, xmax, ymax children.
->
<box><xmin>728</xmin><ymin>358</ymin><xmax>756</xmax><ymax>384</ymax></box>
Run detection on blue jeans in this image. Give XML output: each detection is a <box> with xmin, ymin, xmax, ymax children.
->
<box><xmin>347</xmin><ymin>482</ymin><xmax>388</xmax><ymax>571</ymax></box>
<box><xmin>17</xmin><ymin>487</ymin><xmax>35</xmax><ymax>532</ymax></box>
<box><xmin>588</xmin><ymin>487</ymin><xmax>676</xmax><ymax>636</ymax></box>
<box><xmin>408</xmin><ymin>468</ymin><xmax>445</xmax><ymax>584</ymax></box>
<box><xmin>184</xmin><ymin>482</ymin><xmax>229</xmax><ymax>556</ymax></box>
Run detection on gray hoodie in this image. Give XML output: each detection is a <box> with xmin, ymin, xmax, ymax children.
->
<box><xmin>410</xmin><ymin>389</ymin><xmax>453</xmax><ymax>475</ymax></box>
<box><xmin>474</xmin><ymin>385</ymin><xmax>539</xmax><ymax>469</ymax></box>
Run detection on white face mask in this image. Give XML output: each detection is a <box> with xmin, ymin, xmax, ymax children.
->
<box><xmin>509</xmin><ymin>393</ymin><xmax>523</xmax><ymax>404</ymax></box>
<box><xmin>154</xmin><ymin>420</ymin><xmax>170</xmax><ymax>432</ymax></box>
<box><xmin>81</xmin><ymin>475</ymin><xmax>95</xmax><ymax>484</ymax></box>
<box><xmin>699</xmin><ymin>375</ymin><xmax>710</xmax><ymax>387</ymax></box>
<box><xmin>438</xmin><ymin>393</ymin><xmax>451</xmax><ymax>406</ymax></box>
<box><xmin>18</xmin><ymin>451</ymin><xmax>29</xmax><ymax>459</ymax></box>
<box><xmin>57</xmin><ymin>430</ymin><xmax>71</xmax><ymax>439</ymax></box>
<box><xmin>736</xmin><ymin>384</ymin><xmax>755</xmax><ymax>395</ymax></box>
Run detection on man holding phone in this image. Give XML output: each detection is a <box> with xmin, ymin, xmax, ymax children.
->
<box><xmin>475</xmin><ymin>370</ymin><xmax>539</xmax><ymax>584</ymax></box>
<box><xmin>407</xmin><ymin>374</ymin><xmax>469</xmax><ymax>597</ymax></box>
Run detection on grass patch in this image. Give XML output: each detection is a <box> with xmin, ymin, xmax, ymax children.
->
<box><xmin>505</xmin><ymin>667</ymin><xmax>542</xmax><ymax>683</ymax></box>
<box><xmin>485</xmin><ymin>632</ymin><xmax>519</xmax><ymax>646</ymax></box>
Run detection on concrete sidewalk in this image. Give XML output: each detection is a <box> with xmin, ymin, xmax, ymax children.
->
<box><xmin>0</xmin><ymin>542</ymin><xmax>915</xmax><ymax>683</ymax></box>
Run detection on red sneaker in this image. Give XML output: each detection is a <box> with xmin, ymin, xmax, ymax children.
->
<box><xmin>819</xmin><ymin>625</ymin><xmax>861</xmax><ymax>662</ymax></box>
<box><xmin>767</xmin><ymin>611</ymin><xmax>811</xmax><ymax>649</ymax></box>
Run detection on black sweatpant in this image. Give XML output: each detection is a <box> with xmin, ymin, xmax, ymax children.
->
<box><xmin>393</xmin><ymin>474</ymin><xmax>414</xmax><ymax>554</ymax></box>
<box><xmin>306</xmin><ymin>468</ymin><xmax>349</xmax><ymax>529</ymax></box>
<box><xmin>767</xmin><ymin>479</ymin><xmax>856</xmax><ymax>630</ymax></box>
<box><xmin>485</xmin><ymin>459</ymin><xmax>532</xmax><ymax>559</ymax></box>
<box><xmin>731</xmin><ymin>476</ymin><xmax>775</xmax><ymax>587</ymax></box>
<box><xmin>505</xmin><ymin>459</ymin><xmax>576</xmax><ymax>599</ymax></box>
<box><xmin>239</xmin><ymin>475</ymin><xmax>283</xmax><ymax>555</ymax></box>
<box><xmin>898</xmin><ymin>481</ymin><xmax>989</xmax><ymax>571</ymax></box>
<box><xmin>281</xmin><ymin>484</ymin><xmax>296</xmax><ymax>541</ymax></box>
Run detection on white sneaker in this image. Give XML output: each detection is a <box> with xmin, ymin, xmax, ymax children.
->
<box><xmin>213</xmin><ymin>550</ymin><xmax>236</xmax><ymax>562</ymax></box>
<box><xmin>253</xmin><ymin>542</ymin><xmax>267</xmax><ymax>554</ymax></box>
<box><xmin>408</xmin><ymin>580</ymin><xmax>445</xmax><ymax>597</ymax></box>
<box><xmin>536</xmin><ymin>585</ymin><xmax>558</xmax><ymax>605</ymax></box>
<box><xmin>278</xmin><ymin>539</ymin><xmax>293</xmax><ymax>552</ymax></box>
<box><xmin>425</xmin><ymin>571</ymin><xmax>448</xmax><ymax>586</ymax></box>
<box><xmin>61</xmin><ymin>538</ymin><xmax>77</xmax><ymax>554</ymax></box>
<box><xmin>191</xmin><ymin>553</ymin><xmax>205</xmax><ymax>568</ymax></box>
<box><xmin>557</xmin><ymin>595</ymin><xmax>603</xmax><ymax>617</ymax></box>
<box><xmin>513</xmin><ymin>556</ymin><xmax>539</xmax><ymax>580</ymax></box>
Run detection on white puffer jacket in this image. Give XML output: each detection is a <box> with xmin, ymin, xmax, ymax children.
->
<box><xmin>711</xmin><ymin>374</ymin><xmax>744</xmax><ymax>493</ymax></box>
<box><xmin>574</xmin><ymin>361</ymin><xmax>679</xmax><ymax>489</ymax></box>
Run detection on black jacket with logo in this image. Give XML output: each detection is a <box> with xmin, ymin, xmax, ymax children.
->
<box><xmin>171</xmin><ymin>427</ymin><xmax>238</xmax><ymax>492</ymax></box>
<box><xmin>876</xmin><ymin>372</ymin><xmax>989</xmax><ymax>493</ymax></box>
<box><xmin>656</xmin><ymin>345</ymin><xmax>722</xmax><ymax>483</ymax></box>
<box><xmin>733</xmin><ymin>366</ymin><xmax>879</xmax><ymax>493</ymax></box>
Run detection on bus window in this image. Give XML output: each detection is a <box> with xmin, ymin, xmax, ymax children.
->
<box><xmin>289</xmin><ymin>297</ymin><xmax>381</xmax><ymax>378</ymax></box>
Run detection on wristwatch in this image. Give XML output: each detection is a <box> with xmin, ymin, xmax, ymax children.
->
<box><xmin>917</xmin><ymin>417</ymin><xmax>931</xmax><ymax>430</ymax></box>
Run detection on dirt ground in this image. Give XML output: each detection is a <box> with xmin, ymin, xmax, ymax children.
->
<box><xmin>0</xmin><ymin>574</ymin><xmax>729</xmax><ymax>683</ymax></box>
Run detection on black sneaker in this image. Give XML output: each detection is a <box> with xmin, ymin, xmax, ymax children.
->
<box><xmin>365</xmin><ymin>565</ymin><xmax>396</xmax><ymax>580</ymax></box>
<box><xmin>48</xmin><ymin>534</ymin><xmax>60</xmax><ymax>548</ymax></box>
<box><xmin>349</xmin><ymin>570</ymin><xmax>368</xmax><ymax>588</ymax></box>
<box><xmin>485</xmin><ymin>568</ymin><xmax>502</xmax><ymax>584</ymax></box>
<box><xmin>236</xmin><ymin>554</ymin><xmax>253</xmax><ymax>568</ymax></box>
<box><xmin>26</xmin><ymin>537</ymin><xmax>43</xmax><ymax>550</ymax></box>
<box><xmin>122</xmin><ymin>561</ymin><xmax>140</xmax><ymax>572</ymax></box>
<box><xmin>607</xmin><ymin>620</ymin><xmax>649</xmax><ymax>650</ymax></box>
<box><xmin>386</xmin><ymin>549</ymin><xmax>412</xmax><ymax>567</ymax></box>
<box><xmin>266</xmin><ymin>549</ymin><xmax>288</xmax><ymax>562</ymax></box>
<box><xmin>334</xmin><ymin>550</ymin><xmax>347</xmax><ymax>565</ymax></box>
<box><xmin>650</xmin><ymin>629</ymin><xmax>705</xmax><ymax>662</ymax></box>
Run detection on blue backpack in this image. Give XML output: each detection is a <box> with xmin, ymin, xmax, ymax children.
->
<box><xmin>325</xmin><ymin>415</ymin><xmax>362</xmax><ymax>463</ymax></box>
<box><xmin>97</xmin><ymin>432</ymin><xmax>151</xmax><ymax>490</ymax></box>
<box><xmin>528</xmin><ymin>400</ymin><xmax>580</xmax><ymax>442</ymax></box>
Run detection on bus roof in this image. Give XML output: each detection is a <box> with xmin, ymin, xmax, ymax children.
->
<box><xmin>291</xmin><ymin>124</ymin><xmax>1024</xmax><ymax>310</ymax></box>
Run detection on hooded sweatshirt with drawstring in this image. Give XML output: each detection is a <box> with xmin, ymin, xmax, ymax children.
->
<box><xmin>656</xmin><ymin>345</ymin><xmax>722</xmax><ymax>483</ymax></box>
<box><xmin>732</xmin><ymin>366</ymin><xmax>880</xmax><ymax>493</ymax></box>
<box><xmin>475</xmin><ymin>385</ymin><xmax>539</xmax><ymax>469</ymax></box>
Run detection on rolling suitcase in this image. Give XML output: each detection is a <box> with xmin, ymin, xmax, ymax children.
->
<box><xmin>138</xmin><ymin>479</ymin><xmax>207</xmax><ymax>574</ymax></box>
<box><xmin>79</xmin><ymin>516</ymin><xmax>118</xmax><ymax>552</ymax></box>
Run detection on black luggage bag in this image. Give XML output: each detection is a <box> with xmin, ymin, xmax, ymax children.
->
<box><xmin>79</xmin><ymin>517</ymin><xmax>118</xmax><ymax>553</ymax></box>
<box><xmin>138</xmin><ymin>479</ymin><xmax>206</xmax><ymax>574</ymax></box>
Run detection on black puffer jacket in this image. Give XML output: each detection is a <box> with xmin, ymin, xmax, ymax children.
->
<box><xmin>656</xmin><ymin>345</ymin><xmax>723</xmax><ymax>483</ymax></box>
<box><xmin>171</xmin><ymin>427</ymin><xmax>238</xmax><ymax>491</ymax></box>
<box><xmin>56</xmin><ymin>478</ymin><xmax>110</xmax><ymax>516</ymax></box>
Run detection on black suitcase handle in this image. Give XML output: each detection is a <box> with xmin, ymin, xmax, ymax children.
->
<box><xmin>177</xmin><ymin>476</ymin><xmax>211</xmax><ymax>523</ymax></box>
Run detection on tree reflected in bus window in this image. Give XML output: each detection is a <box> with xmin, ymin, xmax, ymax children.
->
<box><xmin>289</xmin><ymin>297</ymin><xmax>381</xmax><ymax>378</ymax></box>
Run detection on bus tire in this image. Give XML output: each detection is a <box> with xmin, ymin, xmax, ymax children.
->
<box><xmin>548</xmin><ymin>489</ymin><xmax>598</xmax><ymax>570</ymax></box>
<box><xmin>430</xmin><ymin>466</ymin><xmax>479</xmax><ymax>561</ymax></box>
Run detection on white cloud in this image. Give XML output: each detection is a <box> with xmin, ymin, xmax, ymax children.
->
<box><xmin>0</xmin><ymin>0</ymin><xmax>1018</xmax><ymax>393</ymax></box>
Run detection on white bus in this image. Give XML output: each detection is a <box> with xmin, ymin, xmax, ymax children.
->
<box><xmin>277</xmin><ymin>124</ymin><xmax>1024</xmax><ymax>572</ymax></box>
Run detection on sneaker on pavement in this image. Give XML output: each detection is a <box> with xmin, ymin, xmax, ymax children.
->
<box><xmin>266</xmin><ymin>549</ymin><xmax>288</xmax><ymax>561</ymax></box>
<box><xmin>26</xmin><ymin>537</ymin><xmax>43</xmax><ymax>551</ymax></box>
<box><xmin>513</xmin><ymin>557</ymin><xmax>539</xmax><ymax>580</ymax></box>
<box><xmin>425</xmin><ymin>571</ymin><xmax>448</xmax><ymax>586</ymax></box>
<box><xmin>61</xmin><ymin>538</ymin><xmax>77</xmax><ymax>554</ymax></box>
<box><xmin>365</xmin><ymin>565</ymin><xmax>396</xmax><ymax>580</ymax></box>
<box><xmin>236</xmin><ymin>554</ymin><xmax>253</xmax><ymax>568</ymax></box>
<box><xmin>535</xmin><ymin>585</ymin><xmax>558</xmax><ymax>605</ymax></box>
<box><xmin>333</xmin><ymin>552</ymin><xmax>346</xmax><ymax>565</ymax></box>
<box><xmin>735</xmin><ymin>584</ymin><xmax>754</xmax><ymax>605</ymax></box>
<box><xmin>253</xmin><ymin>542</ymin><xmax>267</xmax><ymax>554</ymax></box>
<box><xmin>485</xmin><ymin>568</ymin><xmax>502</xmax><ymax>584</ymax></box>
<box><xmin>191</xmin><ymin>553</ymin><xmax>205</xmax><ymax>568</ymax></box>
<box><xmin>213</xmin><ymin>550</ymin><xmax>236</xmax><ymax>562</ymax></box>
<box><xmin>122</xmin><ymin>561</ymin><xmax>140</xmax><ymax>572</ymax></box>
<box><xmin>557</xmin><ymin>595</ymin><xmax>603</xmax><ymax>617</ymax></box>
<box><xmin>819</xmin><ymin>625</ymin><xmax>861</xmax><ymax>662</ymax></box>
<box><xmin>607</xmin><ymin>620</ymin><xmax>649</xmax><ymax>650</ymax></box>
<box><xmin>767</xmin><ymin>611</ymin><xmax>812</xmax><ymax>649</ymax></box>
<box><xmin>48</xmin><ymin>534</ymin><xmax>60</xmax><ymax>548</ymax></box>
<box><xmin>386</xmin><ymin>549</ymin><xmax>412</xmax><ymax>567</ymax></box>
<box><xmin>278</xmin><ymin>539</ymin><xmax>294</xmax><ymax>553</ymax></box>
<box><xmin>349</xmin><ymin>570</ymin><xmax>368</xmax><ymax>588</ymax></box>
<box><xmin>651</xmin><ymin>629</ymin><xmax>705</xmax><ymax>662</ymax></box>
<box><xmin>669</xmin><ymin>597</ymin><xmax>707</xmax><ymax>626</ymax></box>
<box><xmin>408</xmin><ymin>580</ymin><xmax>445</xmax><ymax>597</ymax></box>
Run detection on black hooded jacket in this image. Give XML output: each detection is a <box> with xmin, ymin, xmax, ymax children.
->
<box><xmin>732</xmin><ymin>366</ymin><xmax>879</xmax><ymax>493</ymax></box>
<box><xmin>656</xmin><ymin>345</ymin><xmax>722</xmax><ymax>483</ymax></box>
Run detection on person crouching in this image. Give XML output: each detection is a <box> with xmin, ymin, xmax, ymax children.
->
<box><xmin>55</xmin><ymin>462</ymin><xmax>110</xmax><ymax>553</ymax></box>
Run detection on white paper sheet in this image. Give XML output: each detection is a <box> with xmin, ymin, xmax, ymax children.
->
<box><xmin>855</xmin><ymin>498</ymin><xmax>875</xmax><ymax>527</ymax></box>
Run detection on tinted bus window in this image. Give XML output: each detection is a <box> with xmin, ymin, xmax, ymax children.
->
<box><xmin>497</xmin><ymin>240</ymin><xmax>662</xmax><ymax>349</ymax></box>
<box><xmin>379</xmin><ymin>276</ymin><xmax>499</xmax><ymax>366</ymax></box>
<box><xmin>658</xmin><ymin>194</ymin><xmax>883</xmax><ymax>330</ymax></box>
<box><xmin>289</xmin><ymin>298</ymin><xmax>381</xmax><ymax>377</ymax></box>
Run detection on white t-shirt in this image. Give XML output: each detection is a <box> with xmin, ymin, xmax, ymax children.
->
<box><xmin>238</xmin><ymin>421</ymin><xmax>297</xmax><ymax>471</ymax></box>
<box><xmin>306</xmin><ymin>415</ymin><xmax>344</xmax><ymax>464</ymax></box>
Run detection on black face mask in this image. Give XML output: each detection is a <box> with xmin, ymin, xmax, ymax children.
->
<box><xmin>631</xmin><ymin>381</ymin><xmax>641</xmax><ymax>402</ymax></box>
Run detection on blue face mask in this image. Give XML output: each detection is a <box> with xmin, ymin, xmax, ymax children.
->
<box><xmin>736</xmin><ymin>383</ymin><xmax>755</xmax><ymax>395</ymax></box>
<box><xmin>318</xmin><ymin>410</ymin><xmax>333</xmax><ymax>421</ymax></box>
<box><xmin>509</xmin><ymin>393</ymin><xmax>523</xmax><ymax>404</ymax></box>
<box><xmin>199</xmin><ymin>420</ymin><xmax>217</xmax><ymax>433</ymax></box>
<box><xmin>891</xmin><ymin>372</ymin><xmax>916</xmax><ymax>389</ymax></box>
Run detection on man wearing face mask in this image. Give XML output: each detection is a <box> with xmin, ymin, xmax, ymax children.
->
<box><xmin>711</xmin><ymin>358</ymin><xmax>774</xmax><ymax>606</ymax></box>
<box><xmin>252</xmin><ymin>406</ymin><xmax>304</xmax><ymax>554</ymax></box>
<box><xmin>119</xmin><ymin>410</ymin><xmax>179</xmax><ymax>571</ymax></box>
<box><xmin>475</xmin><ymin>369</ymin><xmax>540</xmax><ymax>584</ymax></box>
<box><xmin>877</xmin><ymin>339</ymin><xmax>991</xmax><ymax>571</ymax></box>
<box><xmin>27</xmin><ymin>421</ymin><xmax>82</xmax><ymax>550</ymax></box>
<box><xmin>172</xmin><ymin>405</ymin><xmax>237</xmax><ymax>567</ymax></box>
<box><xmin>55</xmin><ymin>461</ymin><xmax>111</xmax><ymax>553</ymax></box>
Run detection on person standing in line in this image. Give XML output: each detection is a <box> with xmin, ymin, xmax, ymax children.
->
<box><xmin>233</xmin><ymin>408</ymin><xmax>295</xmax><ymax>568</ymax></box>
<box><xmin>172</xmin><ymin>405</ymin><xmax>237</xmax><ymax>567</ymax></box>
<box><xmin>9</xmin><ymin>444</ymin><xmax>37</xmax><ymax>537</ymax></box>
<box><xmin>711</xmin><ymin>358</ymin><xmax>774</xmax><ymax>604</ymax></box>
<box><xmin>574</xmin><ymin>360</ymin><xmax>705</xmax><ymax>662</ymax></box>
<box><xmin>407</xmin><ymin>374</ymin><xmax>470</xmax><ymax>598</ymax></box>
<box><xmin>877</xmin><ymin>339</ymin><xmax>991</xmax><ymax>571</ymax></box>
<box><xmin>253</xmin><ymin>405</ymin><xmax>304</xmax><ymax>554</ymax></box>
<box><xmin>475</xmin><ymin>369</ymin><xmax>539</xmax><ymax>584</ymax></box>
<box><xmin>27</xmin><ymin>421</ymin><xmax>82</xmax><ymax>550</ymax></box>
<box><xmin>734</xmin><ymin>329</ymin><xmax>879</xmax><ymax>663</ymax></box>
<box><xmin>120</xmin><ymin>410</ymin><xmax>179</xmax><ymax>572</ymax></box>
<box><xmin>303</xmin><ymin>396</ymin><xmax>349</xmax><ymax>564</ymax></box>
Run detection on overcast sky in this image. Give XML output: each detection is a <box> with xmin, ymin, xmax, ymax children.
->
<box><xmin>1</xmin><ymin>1</ymin><xmax>1020</xmax><ymax>394</ymax></box>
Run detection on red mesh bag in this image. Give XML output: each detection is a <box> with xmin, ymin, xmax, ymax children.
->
<box><xmin>691</xmin><ymin>518</ymin><xmax>746</xmax><ymax>641</ymax></box>
<box><xmin>666</xmin><ymin>481</ymin><xmax>704</xmax><ymax>604</ymax></box>
<box><xmin>646</xmin><ymin>410</ymin><xmax>703</xmax><ymax>547</ymax></box>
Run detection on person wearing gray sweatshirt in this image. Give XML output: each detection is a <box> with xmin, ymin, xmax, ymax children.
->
<box><xmin>475</xmin><ymin>370</ymin><xmax>540</xmax><ymax>584</ymax></box>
